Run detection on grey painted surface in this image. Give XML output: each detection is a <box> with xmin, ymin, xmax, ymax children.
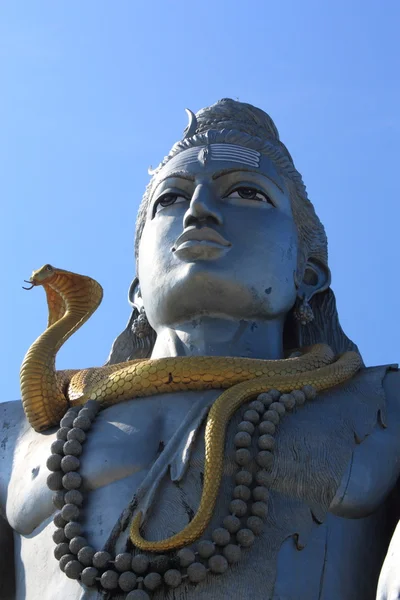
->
<box><xmin>1</xmin><ymin>99</ymin><xmax>399</xmax><ymax>598</ymax></box>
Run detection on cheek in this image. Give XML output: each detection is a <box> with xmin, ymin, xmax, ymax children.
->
<box><xmin>230</xmin><ymin>213</ymin><xmax>299</xmax><ymax>309</ymax></box>
<box><xmin>138</xmin><ymin>219</ymin><xmax>178</xmax><ymax>288</ymax></box>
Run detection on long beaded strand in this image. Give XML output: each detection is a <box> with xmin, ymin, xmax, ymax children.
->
<box><xmin>47</xmin><ymin>385</ymin><xmax>316</xmax><ymax>598</ymax></box>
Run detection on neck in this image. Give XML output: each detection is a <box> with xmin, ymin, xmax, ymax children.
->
<box><xmin>151</xmin><ymin>316</ymin><xmax>284</xmax><ymax>360</ymax></box>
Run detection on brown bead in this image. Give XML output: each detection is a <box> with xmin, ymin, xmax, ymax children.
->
<box><xmin>118</xmin><ymin>571</ymin><xmax>137</xmax><ymax>592</ymax></box>
<box><xmin>247</xmin><ymin>516</ymin><xmax>264</xmax><ymax>535</ymax></box>
<box><xmin>252</xmin><ymin>486</ymin><xmax>269</xmax><ymax>502</ymax></box>
<box><xmin>235</xmin><ymin>448</ymin><xmax>251</xmax><ymax>466</ymax></box>
<box><xmin>61</xmin><ymin>455</ymin><xmax>80</xmax><ymax>473</ymax></box>
<box><xmin>243</xmin><ymin>409</ymin><xmax>260</xmax><ymax>424</ymax></box>
<box><xmin>69</xmin><ymin>536</ymin><xmax>88</xmax><ymax>554</ymax></box>
<box><xmin>77</xmin><ymin>546</ymin><xmax>95</xmax><ymax>567</ymax></box>
<box><xmin>164</xmin><ymin>569</ymin><xmax>182</xmax><ymax>588</ymax></box>
<box><xmin>262</xmin><ymin>410</ymin><xmax>280</xmax><ymax>425</ymax></box>
<box><xmin>53</xmin><ymin>511</ymin><xmax>67</xmax><ymax>528</ymax></box>
<box><xmin>143</xmin><ymin>572</ymin><xmax>162</xmax><ymax>591</ymax></box>
<box><xmin>63</xmin><ymin>440</ymin><xmax>82</xmax><ymax>457</ymax></box>
<box><xmin>150</xmin><ymin>555</ymin><xmax>170</xmax><ymax>574</ymax></box>
<box><xmin>256</xmin><ymin>451</ymin><xmax>274</xmax><ymax>469</ymax></box>
<box><xmin>223</xmin><ymin>515</ymin><xmax>241</xmax><ymax>533</ymax></box>
<box><xmin>248</xmin><ymin>400</ymin><xmax>265</xmax><ymax>414</ymax></box>
<box><xmin>61</xmin><ymin>503</ymin><xmax>80</xmax><ymax>521</ymax></box>
<box><xmin>52</xmin><ymin>491</ymin><xmax>65</xmax><ymax>509</ymax></box>
<box><xmin>47</xmin><ymin>471</ymin><xmax>63</xmax><ymax>491</ymax></box>
<box><xmin>223</xmin><ymin>544</ymin><xmax>242</xmax><ymax>563</ymax></box>
<box><xmin>257</xmin><ymin>392</ymin><xmax>273</xmax><ymax>407</ymax></box>
<box><xmin>177</xmin><ymin>547</ymin><xmax>195</xmax><ymax>567</ymax></box>
<box><xmin>235</xmin><ymin>470</ymin><xmax>253</xmax><ymax>486</ymax></box>
<box><xmin>60</xmin><ymin>413</ymin><xmax>77</xmax><ymax>428</ymax></box>
<box><xmin>100</xmin><ymin>569</ymin><xmax>119</xmax><ymax>590</ymax></box>
<box><xmin>251</xmin><ymin>501</ymin><xmax>269</xmax><ymax>519</ymax></box>
<box><xmin>233</xmin><ymin>484</ymin><xmax>251</xmax><ymax>501</ymax></box>
<box><xmin>255</xmin><ymin>470</ymin><xmax>273</xmax><ymax>487</ymax></box>
<box><xmin>258</xmin><ymin>420</ymin><xmax>276</xmax><ymax>435</ymax></box>
<box><xmin>234</xmin><ymin>431</ymin><xmax>252</xmax><ymax>448</ymax></box>
<box><xmin>93</xmin><ymin>551</ymin><xmax>111</xmax><ymax>569</ymax></box>
<box><xmin>64</xmin><ymin>489</ymin><xmax>83</xmax><ymax>506</ymax></box>
<box><xmin>291</xmin><ymin>389</ymin><xmax>306</xmax><ymax>406</ymax></box>
<box><xmin>81</xmin><ymin>566</ymin><xmax>98</xmax><ymax>587</ymax></box>
<box><xmin>303</xmin><ymin>384</ymin><xmax>317</xmax><ymax>400</ymax></box>
<box><xmin>229</xmin><ymin>499</ymin><xmax>247</xmax><ymax>517</ymax></box>
<box><xmin>115</xmin><ymin>552</ymin><xmax>133</xmax><ymax>572</ymax></box>
<box><xmin>52</xmin><ymin>528</ymin><xmax>67</xmax><ymax>544</ymax></box>
<box><xmin>64</xmin><ymin>559</ymin><xmax>83</xmax><ymax>579</ymax></box>
<box><xmin>237</xmin><ymin>421</ymin><xmax>255</xmax><ymax>435</ymax></box>
<box><xmin>77</xmin><ymin>408</ymin><xmax>93</xmax><ymax>421</ymax></box>
<box><xmin>52</xmin><ymin>527</ymin><xmax>67</xmax><ymax>544</ymax></box>
<box><xmin>54</xmin><ymin>542</ymin><xmax>71</xmax><ymax>560</ymax></box>
<box><xmin>258</xmin><ymin>434</ymin><xmax>275</xmax><ymax>451</ymax></box>
<box><xmin>187</xmin><ymin>562</ymin><xmax>207</xmax><ymax>583</ymax></box>
<box><xmin>73</xmin><ymin>415</ymin><xmax>92</xmax><ymax>431</ymax></box>
<box><xmin>236</xmin><ymin>528</ymin><xmax>255</xmax><ymax>547</ymax></box>
<box><xmin>197</xmin><ymin>540</ymin><xmax>215</xmax><ymax>558</ymax></box>
<box><xmin>208</xmin><ymin>554</ymin><xmax>228</xmax><ymax>574</ymax></box>
<box><xmin>56</xmin><ymin>427</ymin><xmax>70</xmax><ymax>441</ymax></box>
<box><xmin>280</xmin><ymin>394</ymin><xmax>296</xmax><ymax>410</ymax></box>
<box><xmin>131</xmin><ymin>554</ymin><xmax>150</xmax><ymax>574</ymax></box>
<box><xmin>47</xmin><ymin>454</ymin><xmax>62</xmax><ymax>472</ymax></box>
<box><xmin>62</xmin><ymin>472</ymin><xmax>82</xmax><ymax>490</ymax></box>
<box><xmin>212</xmin><ymin>527</ymin><xmax>230</xmax><ymax>546</ymax></box>
<box><xmin>270</xmin><ymin>402</ymin><xmax>285</xmax><ymax>415</ymax></box>
<box><xmin>67</xmin><ymin>428</ymin><xmax>86</xmax><ymax>443</ymax></box>
<box><xmin>64</xmin><ymin>521</ymin><xmax>81</xmax><ymax>539</ymax></box>
<box><xmin>59</xmin><ymin>554</ymin><xmax>74</xmax><ymax>572</ymax></box>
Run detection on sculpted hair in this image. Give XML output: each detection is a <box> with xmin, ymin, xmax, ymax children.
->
<box><xmin>134</xmin><ymin>99</ymin><xmax>326</xmax><ymax>277</ymax></box>
<box><xmin>107</xmin><ymin>99</ymin><xmax>360</xmax><ymax>364</ymax></box>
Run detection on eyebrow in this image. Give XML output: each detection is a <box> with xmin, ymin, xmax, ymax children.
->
<box><xmin>155</xmin><ymin>167</ymin><xmax>284</xmax><ymax>192</ymax></box>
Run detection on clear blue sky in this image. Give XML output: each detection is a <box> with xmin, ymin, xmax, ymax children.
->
<box><xmin>1</xmin><ymin>1</ymin><xmax>399</xmax><ymax>401</ymax></box>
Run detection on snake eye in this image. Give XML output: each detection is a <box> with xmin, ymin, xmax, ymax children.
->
<box><xmin>45</xmin><ymin>264</ymin><xmax>53</xmax><ymax>272</ymax></box>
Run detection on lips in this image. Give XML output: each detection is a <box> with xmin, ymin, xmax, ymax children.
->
<box><xmin>173</xmin><ymin>226</ymin><xmax>231</xmax><ymax>251</ymax></box>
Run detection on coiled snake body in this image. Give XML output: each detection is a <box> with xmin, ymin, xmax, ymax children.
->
<box><xmin>20</xmin><ymin>265</ymin><xmax>362</xmax><ymax>551</ymax></box>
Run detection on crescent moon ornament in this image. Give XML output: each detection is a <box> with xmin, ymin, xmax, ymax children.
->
<box><xmin>182</xmin><ymin>108</ymin><xmax>198</xmax><ymax>139</ymax></box>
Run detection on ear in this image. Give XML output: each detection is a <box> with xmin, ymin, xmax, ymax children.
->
<box><xmin>128</xmin><ymin>277</ymin><xmax>144</xmax><ymax>312</ymax></box>
<box><xmin>296</xmin><ymin>258</ymin><xmax>331</xmax><ymax>302</ymax></box>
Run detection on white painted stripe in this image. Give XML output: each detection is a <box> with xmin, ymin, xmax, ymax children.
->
<box><xmin>211</xmin><ymin>144</ymin><xmax>260</xmax><ymax>157</ymax></box>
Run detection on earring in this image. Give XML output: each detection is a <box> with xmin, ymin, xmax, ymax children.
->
<box><xmin>132</xmin><ymin>307</ymin><xmax>152</xmax><ymax>338</ymax></box>
<box><xmin>293</xmin><ymin>294</ymin><xmax>314</xmax><ymax>326</ymax></box>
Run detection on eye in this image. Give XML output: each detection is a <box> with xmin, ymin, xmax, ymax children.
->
<box><xmin>154</xmin><ymin>193</ymin><xmax>188</xmax><ymax>214</ymax></box>
<box><xmin>45</xmin><ymin>264</ymin><xmax>53</xmax><ymax>272</ymax></box>
<box><xmin>225</xmin><ymin>186</ymin><xmax>274</xmax><ymax>205</ymax></box>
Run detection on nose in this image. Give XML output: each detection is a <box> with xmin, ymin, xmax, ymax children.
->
<box><xmin>183</xmin><ymin>183</ymin><xmax>223</xmax><ymax>229</ymax></box>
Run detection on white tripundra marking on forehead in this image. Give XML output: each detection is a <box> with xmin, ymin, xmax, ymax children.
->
<box><xmin>210</xmin><ymin>144</ymin><xmax>260</xmax><ymax>167</ymax></box>
<box><xmin>164</xmin><ymin>147</ymin><xmax>204</xmax><ymax>170</ymax></box>
<box><xmin>163</xmin><ymin>144</ymin><xmax>261</xmax><ymax>171</ymax></box>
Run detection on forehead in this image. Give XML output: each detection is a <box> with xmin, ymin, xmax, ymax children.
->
<box><xmin>152</xmin><ymin>144</ymin><xmax>286</xmax><ymax>191</ymax></box>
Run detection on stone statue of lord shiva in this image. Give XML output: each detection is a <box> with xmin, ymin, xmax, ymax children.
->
<box><xmin>0</xmin><ymin>98</ymin><xmax>399</xmax><ymax>600</ymax></box>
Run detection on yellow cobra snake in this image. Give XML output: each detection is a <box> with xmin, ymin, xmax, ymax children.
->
<box><xmin>20</xmin><ymin>264</ymin><xmax>362</xmax><ymax>552</ymax></box>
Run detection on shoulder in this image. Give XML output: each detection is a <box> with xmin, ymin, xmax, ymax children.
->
<box><xmin>378</xmin><ymin>366</ymin><xmax>400</xmax><ymax>430</ymax></box>
<box><xmin>383</xmin><ymin>367</ymin><xmax>400</xmax><ymax>407</ymax></box>
<box><xmin>0</xmin><ymin>400</ymin><xmax>28</xmax><ymax>516</ymax></box>
<box><xmin>330</xmin><ymin>365</ymin><xmax>400</xmax><ymax>518</ymax></box>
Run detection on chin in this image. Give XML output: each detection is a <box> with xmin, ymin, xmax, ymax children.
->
<box><xmin>147</xmin><ymin>264</ymin><xmax>296</xmax><ymax>327</ymax></box>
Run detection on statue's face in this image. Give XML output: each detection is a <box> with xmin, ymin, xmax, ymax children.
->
<box><xmin>138</xmin><ymin>144</ymin><xmax>299</xmax><ymax>329</ymax></box>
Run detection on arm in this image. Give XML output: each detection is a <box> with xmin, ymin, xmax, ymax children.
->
<box><xmin>0</xmin><ymin>514</ymin><xmax>16</xmax><ymax>599</ymax></box>
<box><xmin>377</xmin><ymin>369</ymin><xmax>400</xmax><ymax>600</ymax></box>
<box><xmin>0</xmin><ymin>400</ymin><xmax>26</xmax><ymax>599</ymax></box>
